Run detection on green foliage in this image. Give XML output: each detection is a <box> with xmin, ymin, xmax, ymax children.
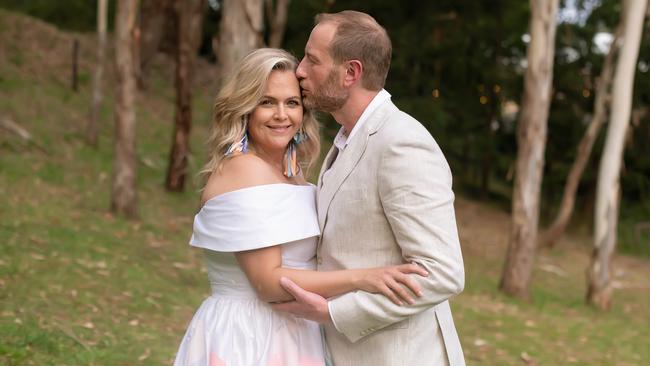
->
<box><xmin>284</xmin><ymin>1</ymin><xmax>531</xmax><ymax>200</ymax></box>
<box><xmin>0</xmin><ymin>0</ymin><xmax>115</xmax><ymax>31</ymax></box>
<box><xmin>286</xmin><ymin>0</ymin><xmax>650</xmax><ymax>254</ymax></box>
<box><xmin>1</xmin><ymin>0</ymin><xmax>648</xmax><ymax>254</ymax></box>
<box><xmin>1</xmin><ymin>8</ymin><xmax>649</xmax><ymax>365</ymax></box>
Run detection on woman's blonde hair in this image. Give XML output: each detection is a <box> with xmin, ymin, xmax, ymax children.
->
<box><xmin>200</xmin><ymin>48</ymin><xmax>321</xmax><ymax>184</ymax></box>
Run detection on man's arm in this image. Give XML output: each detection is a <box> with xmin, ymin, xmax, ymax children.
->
<box><xmin>328</xmin><ymin>121</ymin><xmax>465</xmax><ymax>342</ymax></box>
<box><xmin>272</xmin><ymin>277</ymin><xmax>333</xmax><ymax>325</ymax></box>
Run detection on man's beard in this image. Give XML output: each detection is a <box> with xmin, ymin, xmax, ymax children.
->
<box><xmin>303</xmin><ymin>69</ymin><xmax>348</xmax><ymax>112</ymax></box>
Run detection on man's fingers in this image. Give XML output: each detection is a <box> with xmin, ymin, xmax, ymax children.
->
<box><xmin>271</xmin><ymin>300</ymin><xmax>298</xmax><ymax>313</ymax></box>
<box><xmin>279</xmin><ymin>277</ymin><xmax>308</xmax><ymax>301</ymax></box>
<box><xmin>271</xmin><ymin>281</ymin><xmax>331</xmax><ymax>325</ymax></box>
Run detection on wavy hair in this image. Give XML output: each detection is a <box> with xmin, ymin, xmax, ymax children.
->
<box><xmin>199</xmin><ymin>48</ymin><xmax>321</xmax><ymax>185</ymax></box>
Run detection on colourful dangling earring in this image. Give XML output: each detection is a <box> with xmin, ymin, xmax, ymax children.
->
<box><xmin>284</xmin><ymin>127</ymin><xmax>305</xmax><ymax>177</ymax></box>
<box><xmin>284</xmin><ymin>141</ymin><xmax>299</xmax><ymax>177</ymax></box>
<box><xmin>224</xmin><ymin>118</ymin><xmax>249</xmax><ymax>156</ymax></box>
<box><xmin>292</xmin><ymin>127</ymin><xmax>306</xmax><ymax>144</ymax></box>
<box><xmin>224</xmin><ymin>133</ymin><xmax>248</xmax><ymax>156</ymax></box>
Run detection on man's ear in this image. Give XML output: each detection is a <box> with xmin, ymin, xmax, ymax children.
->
<box><xmin>343</xmin><ymin>60</ymin><xmax>363</xmax><ymax>86</ymax></box>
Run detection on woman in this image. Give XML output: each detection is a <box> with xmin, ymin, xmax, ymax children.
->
<box><xmin>173</xmin><ymin>48</ymin><xmax>427</xmax><ymax>366</ymax></box>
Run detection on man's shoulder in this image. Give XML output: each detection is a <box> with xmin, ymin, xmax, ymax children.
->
<box><xmin>375</xmin><ymin>108</ymin><xmax>435</xmax><ymax>145</ymax></box>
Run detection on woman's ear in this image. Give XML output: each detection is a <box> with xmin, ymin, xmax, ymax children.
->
<box><xmin>343</xmin><ymin>60</ymin><xmax>363</xmax><ymax>86</ymax></box>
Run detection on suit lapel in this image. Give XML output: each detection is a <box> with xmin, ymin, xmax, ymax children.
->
<box><xmin>317</xmin><ymin>100</ymin><xmax>397</xmax><ymax>233</ymax></box>
<box><xmin>317</xmin><ymin>145</ymin><xmax>338</xmax><ymax>190</ymax></box>
<box><xmin>317</xmin><ymin>131</ymin><xmax>368</xmax><ymax>231</ymax></box>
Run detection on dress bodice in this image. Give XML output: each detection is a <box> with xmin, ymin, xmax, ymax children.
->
<box><xmin>203</xmin><ymin>236</ymin><xmax>317</xmax><ymax>298</ymax></box>
<box><xmin>189</xmin><ymin>183</ymin><xmax>320</xmax><ymax>298</ymax></box>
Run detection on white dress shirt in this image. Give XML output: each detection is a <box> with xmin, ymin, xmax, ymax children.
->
<box><xmin>322</xmin><ymin>89</ymin><xmax>392</xmax><ymax>183</ymax></box>
<box><xmin>332</xmin><ymin>89</ymin><xmax>392</xmax><ymax>153</ymax></box>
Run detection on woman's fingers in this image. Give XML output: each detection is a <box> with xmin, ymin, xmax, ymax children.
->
<box><xmin>366</xmin><ymin>263</ymin><xmax>429</xmax><ymax>305</ymax></box>
<box><xmin>391</xmin><ymin>264</ymin><xmax>426</xmax><ymax>298</ymax></box>
<box><xmin>385</xmin><ymin>277</ymin><xmax>414</xmax><ymax>304</ymax></box>
<box><xmin>393</xmin><ymin>272</ymin><xmax>423</xmax><ymax>297</ymax></box>
<box><xmin>397</xmin><ymin>263</ymin><xmax>429</xmax><ymax>277</ymax></box>
<box><xmin>378</xmin><ymin>283</ymin><xmax>403</xmax><ymax>306</ymax></box>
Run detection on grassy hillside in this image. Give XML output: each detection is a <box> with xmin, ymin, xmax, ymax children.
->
<box><xmin>1</xmin><ymin>10</ymin><xmax>648</xmax><ymax>365</ymax></box>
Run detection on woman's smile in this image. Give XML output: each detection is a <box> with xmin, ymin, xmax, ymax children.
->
<box><xmin>247</xmin><ymin>70</ymin><xmax>304</xmax><ymax>153</ymax></box>
<box><xmin>266</xmin><ymin>124</ymin><xmax>293</xmax><ymax>133</ymax></box>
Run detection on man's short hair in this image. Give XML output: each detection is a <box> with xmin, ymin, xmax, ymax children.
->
<box><xmin>315</xmin><ymin>11</ymin><xmax>392</xmax><ymax>91</ymax></box>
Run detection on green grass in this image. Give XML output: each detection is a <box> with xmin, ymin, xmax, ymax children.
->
<box><xmin>455</xmin><ymin>240</ymin><xmax>650</xmax><ymax>365</ymax></box>
<box><xmin>448</xmin><ymin>193</ymin><xmax>649</xmax><ymax>365</ymax></box>
<box><xmin>0</xmin><ymin>14</ymin><xmax>212</xmax><ymax>362</ymax></box>
<box><xmin>618</xmin><ymin>205</ymin><xmax>650</xmax><ymax>257</ymax></box>
<box><xmin>1</xmin><ymin>9</ymin><xmax>649</xmax><ymax>366</ymax></box>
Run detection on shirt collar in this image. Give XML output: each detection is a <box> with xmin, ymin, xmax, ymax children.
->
<box><xmin>333</xmin><ymin>89</ymin><xmax>391</xmax><ymax>151</ymax></box>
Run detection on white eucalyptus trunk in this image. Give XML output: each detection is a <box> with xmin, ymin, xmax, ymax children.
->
<box><xmin>587</xmin><ymin>0</ymin><xmax>647</xmax><ymax>310</ymax></box>
<box><xmin>542</xmin><ymin>25</ymin><xmax>622</xmax><ymax>248</ymax></box>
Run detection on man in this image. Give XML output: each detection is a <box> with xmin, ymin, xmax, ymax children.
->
<box><xmin>274</xmin><ymin>10</ymin><xmax>466</xmax><ymax>365</ymax></box>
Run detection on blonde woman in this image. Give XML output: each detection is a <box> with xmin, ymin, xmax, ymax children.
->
<box><xmin>173</xmin><ymin>48</ymin><xmax>427</xmax><ymax>366</ymax></box>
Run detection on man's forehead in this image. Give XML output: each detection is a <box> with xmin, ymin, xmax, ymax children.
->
<box><xmin>306</xmin><ymin>23</ymin><xmax>335</xmax><ymax>55</ymax></box>
<box><xmin>313</xmin><ymin>23</ymin><xmax>337</xmax><ymax>44</ymax></box>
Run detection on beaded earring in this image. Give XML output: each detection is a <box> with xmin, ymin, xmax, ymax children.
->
<box><xmin>284</xmin><ymin>140</ymin><xmax>299</xmax><ymax>177</ymax></box>
<box><xmin>284</xmin><ymin>127</ymin><xmax>306</xmax><ymax>177</ymax></box>
<box><xmin>224</xmin><ymin>133</ymin><xmax>248</xmax><ymax>156</ymax></box>
<box><xmin>224</xmin><ymin>118</ymin><xmax>249</xmax><ymax>156</ymax></box>
<box><xmin>292</xmin><ymin>127</ymin><xmax>306</xmax><ymax>144</ymax></box>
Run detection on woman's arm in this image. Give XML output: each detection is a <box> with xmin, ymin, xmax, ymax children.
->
<box><xmin>235</xmin><ymin>245</ymin><xmax>428</xmax><ymax>305</ymax></box>
<box><xmin>205</xmin><ymin>158</ymin><xmax>427</xmax><ymax>305</ymax></box>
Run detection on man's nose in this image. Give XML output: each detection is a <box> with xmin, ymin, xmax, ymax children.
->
<box><xmin>296</xmin><ymin>58</ymin><xmax>306</xmax><ymax>79</ymax></box>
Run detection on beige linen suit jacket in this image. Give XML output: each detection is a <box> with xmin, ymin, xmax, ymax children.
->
<box><xmin>316</xmin><ymin>99</ymin><xmax>465</xmax><ymax>366</ymax></box>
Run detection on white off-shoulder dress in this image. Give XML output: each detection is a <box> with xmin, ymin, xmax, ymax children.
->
<box><xmin>173</xmin><ymin>184</ymin><xmax>326</xmax><ymax>366</ymax></box>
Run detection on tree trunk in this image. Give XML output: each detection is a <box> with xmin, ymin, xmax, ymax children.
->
<box><xmin>217</xmin><ymin>0</ymin><xmax>264</xmax><ymax>79</ymax></box>
<box><xmin>266</xmin><ymin>0</ymin><xmax>290</xmax><ymax>48</ymax></box>
<box><xmin>165</xmin><ymin>0</ymin><xmax>206</xmax><ymax>192</ymax></box>
<box><xmin>71</xmin><ymin>39</ymin><xmax>80</xmax><ymax>92</ymax></box>
<box><xmin>139</xmin><ymin>0</ymin><xmax>175</xmax><ymax>87</ymax></box>
<box><xmin>587</xmin><ymin>0</ymin><xmax>647</xmax><ymax>310</ymax></box>
<box><xmin>542</xmin><ymin>26</ymin><xmax>622</xmax><ymax>248</ymax></box>
<box><xmin>499</xmin><ymin>0</ymin><xmax>559</xmax><ymax>299</ymax></box>
<box><xmin>111</xmin><ymin>0</ymin><xmax>139</xmax><ymax>218</ymax></box>
<box><xmin>87</xmin><ymin>0</ymin><xmax>108</xmax><ymax>147</ymax></box>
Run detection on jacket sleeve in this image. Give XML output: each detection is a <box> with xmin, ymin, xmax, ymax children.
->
<box><xmin>328</xmin><ymin>120</ymin><xmax>465</xmax><ymax>343</ymax></box>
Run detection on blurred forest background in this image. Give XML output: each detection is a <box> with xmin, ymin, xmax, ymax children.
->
<box><xmin>0</xmin><ymin>0</ymin><xmax>649</xmax><ymax>365</ymax></box>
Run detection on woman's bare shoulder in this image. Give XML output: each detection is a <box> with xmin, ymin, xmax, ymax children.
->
<box><xmin>201</xmin><ymin>154</ymin><xmax>283</xmax><ymax>204</ymax></box>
